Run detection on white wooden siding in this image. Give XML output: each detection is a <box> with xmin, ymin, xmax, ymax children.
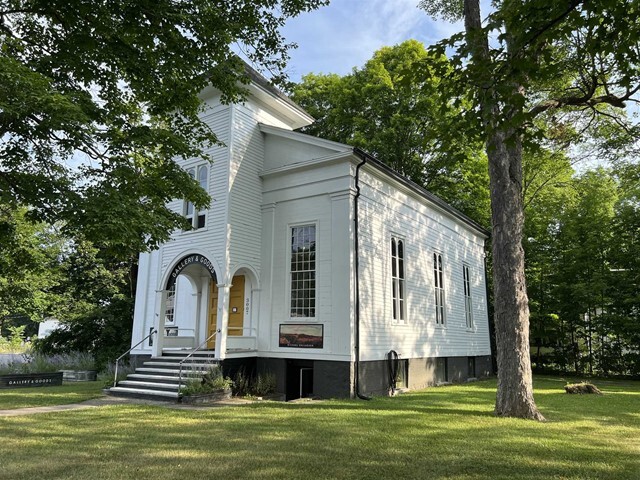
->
<box><xmin>258</xmin><ymin>161</ymin><xmax>353</xmax><ymax>361</ymax></box>
<box><xmin>227</xmin><ymin>105</ymin><xmax>265</xmax><ymax>278</ymax></box>
<box><xmin>357</xmin><ymin>165</ymin><xmax>490</xmax><ymax>361</ymax></box>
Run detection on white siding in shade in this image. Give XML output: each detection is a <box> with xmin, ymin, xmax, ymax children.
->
<box><xmin>356</xmin><ymin>165</ymin><xmax>490</xmax><ymax>362</ymax></box>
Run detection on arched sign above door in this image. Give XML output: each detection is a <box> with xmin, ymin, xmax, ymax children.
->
<box><xmin>166</xmin><ymin>254</ymin><xmax>217</xmax><ymax>290</ymax></box>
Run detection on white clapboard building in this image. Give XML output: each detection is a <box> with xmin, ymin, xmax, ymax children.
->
<box><xmin>111</xmin><ymin>67</ymin><xmax>492</xmax><ymax>401</ymax></box>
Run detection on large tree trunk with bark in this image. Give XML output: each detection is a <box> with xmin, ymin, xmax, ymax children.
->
<box><xmin>464</xmin><ymin>0</ymin><xmax>545</xmax><ymax>420</ymax></box>
<box><xmin>487</xmin><ymin>129</ymin><xmax>545</xmax><ymax>421</ymax></box>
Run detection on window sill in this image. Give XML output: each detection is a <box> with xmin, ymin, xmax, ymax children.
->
<box><xmin>391</xmin><ymin>320</ymin><xmax>408</xmax><ymax>326</ymax></box>
<box><xmin>180</xmin><ymin>227</ymin><xmax>209</xmax><ymax>236</ymax></box>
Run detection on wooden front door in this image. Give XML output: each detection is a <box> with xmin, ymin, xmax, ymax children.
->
<box><xmin>207</xmin><ymin>281</ymin><xmax>218</xmax><ymax>349</ymax></box>
<box><xmin>228</xmin><ymin>276</ymin><xmax>245</xmax><ymax>337</ymax></box>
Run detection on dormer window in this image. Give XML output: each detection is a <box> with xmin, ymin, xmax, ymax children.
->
<box><xmin>184</xmin><ymin>164</ymin><xmax>208</xmax><ymax>230</ymax></box>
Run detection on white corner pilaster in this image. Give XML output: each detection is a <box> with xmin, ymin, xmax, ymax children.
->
<box><xmin>214</xmin><ymin>283</ymin><xmax>231</xmax><ymax>358</ymax></box>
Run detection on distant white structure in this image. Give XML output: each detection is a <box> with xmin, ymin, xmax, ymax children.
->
<box><xmin>37</xmin><ymin>318</ymin><xmax>61</xmax><ymax>339</ymax></box>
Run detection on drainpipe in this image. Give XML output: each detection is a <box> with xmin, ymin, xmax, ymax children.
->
<box><xmin>353</xmin><ymin>149</ymin><xmax>371</xmax><ymax>400</ymax></box>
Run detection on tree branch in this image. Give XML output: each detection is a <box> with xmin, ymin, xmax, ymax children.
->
<box><xmin>529</xmin><ymin>86</ymin><xmax>639</xmax><ymax>117</ymax></box>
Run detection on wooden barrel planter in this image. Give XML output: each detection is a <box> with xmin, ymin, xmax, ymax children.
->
<box><xmin>0</xmin><ymin>372</ymin><xmax>64</xmax><ymax>389</ymax></box>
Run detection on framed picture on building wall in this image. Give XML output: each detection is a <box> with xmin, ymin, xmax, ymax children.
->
<box><xmin>279</xmin><ymin>324</ymin><xmax>323</xmax><ymax>348</ymax></box>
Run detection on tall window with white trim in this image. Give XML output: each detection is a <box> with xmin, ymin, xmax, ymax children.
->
<box><xmin>463</xmin><ymin>264</ymin><xmax>473</xmax><ymax>329</ymax></box>
<box><xmin>290</xmin><ymin>225</ymin><xmax>316</xmax><ymax>318</ymax></box>
<box><xmin>434</xmin><ymin>252</ymin><xmax>445</xmax><ymax>325</ymax></box>
<box><xmin>391</xmin><ymin>237</ymin><xmax>405</xmax><ymax>322</ymax></box>
<box><xmin>165</xmin><ymin>283</ymin><xmax>176</xmax><ymax>323</ymax></box>
<box><xmin>184</xmin><ymin>165</ymin><xmax>208</xmax><ymax>229</ymax></box>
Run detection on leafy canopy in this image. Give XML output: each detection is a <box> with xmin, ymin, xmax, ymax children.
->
<box><xmin>0</xmin><ymin>0</ymin><xmax>326</xmax><ymax>256</ymax></box>
<box><xmin>291</xmin><ymin>40</ymin><xmax>491</xmax><ymax>226</ymax></box>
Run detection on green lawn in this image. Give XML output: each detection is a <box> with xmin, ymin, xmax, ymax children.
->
<box><xmin>0</xmin><ymin>377</ymin><xmax>638</xmax><ymax>479</ymax></box>
<box><xmin>0</xmin><ymin>381</ymin><xmax>105</xmax><ymax>410</ymax></box>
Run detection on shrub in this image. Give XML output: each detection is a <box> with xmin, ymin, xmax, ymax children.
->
<box><xmin>232</xmin><ymin>367</ymin><xmax>251</xmax><ymax>397</ymax></box>
<box><xmin>180</xmin><ymin>367</ymin><xmax>233</xmax><ymax>396</ymax></box>
<box><xmin>232</xmin><ymin>368</ymin><xmax>276</xmax><ymax>397</ymax></box>
<box><xmin>252</xmin><ymin>372</ymin><xmax>277</xmax><ymax>397</ymax></box>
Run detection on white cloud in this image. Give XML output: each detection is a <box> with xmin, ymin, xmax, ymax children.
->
<box><xmin>281</xmin><ymin>0</ymin><xmax>465</xmax><ymax>81</ymax></box>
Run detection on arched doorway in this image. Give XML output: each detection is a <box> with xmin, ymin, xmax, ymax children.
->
<box><xmin>162</xmin><ymin>254</ymin><xmax>217</xmax><ymax>350</ymax></box>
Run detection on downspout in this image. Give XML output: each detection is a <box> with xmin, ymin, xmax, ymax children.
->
<box><xmin>353</xmin><ymin>148</ymin><xmax>371</xmax><ymax>400</ymax></box>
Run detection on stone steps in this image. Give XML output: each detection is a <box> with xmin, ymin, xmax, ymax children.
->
<box><xmin>107</xmin><ymin>352</ymin><xmax>221</xmax><ymax>402</ymax></box>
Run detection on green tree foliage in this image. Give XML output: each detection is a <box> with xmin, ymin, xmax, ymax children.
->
<box><xmin>0</xmin><ymin>0</ymin><xmax>326</xmax><ymax>255</ymax></box>
<box><xmin>34</xmin><ymin>239</ymin><xmax>137</xmax><ymax>368</ymax></box>
<box><xmin>553</xmin><ymin>169</ymin><xmax>618</xmax><ymax>374</ymax></box>
<box><xmin>522</xmin><ymin>149</ymin><xmax>576</xmax><ymax>371</ymax></box>
<box><xmin>421</xmin><ymin>0</ymin><xmax>640</xmax><ymax>419</ymax></box>
<box><xmin>291</xmin><ymin>40</ymin><xmax>491</xmax><ymax>226</ymax></box>
<box><xmin>0</xmin><ymin>204</ymin><xmax>62</xmax><ymax>333</ymax></box>
<box><xmin>524</xmin><ymin>164</ymin><xmax>640</xmax><ymax>377</ymax></box>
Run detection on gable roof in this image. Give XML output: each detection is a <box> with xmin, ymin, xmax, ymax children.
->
<box><xmin>260</xmin><ymin>125</ymin><xmax>490</xmax><ymax>238</ymax></box>
<box><xmin>243</xmin><ymin>63</ymin><xmax>314</xmax><ymax>129</ymax></box>
<box><xmin>352</xmin><ymin>148</ymin><xmax>490</xmax><ymax>238</ymax></box>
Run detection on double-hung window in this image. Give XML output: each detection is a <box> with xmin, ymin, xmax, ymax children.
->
<box><xmin>165</xmin><ymin>283</ymin><xmax>176</xmax><ymax>323</ymax></box>
<box><xmin>463</xmin><ymin>264</ymin><xmax>473</xmax><ymax>329</ymax></box>
<box><xmin>434</xmin><ymin>252</ymin><xmax>445</xmax><ymax>325</ymax></box>
<box><xmin>391</xmin><ymin>237</ymin><xmax>405</xmax><ymax>322</ymax></box>
<box><xmin>290</xmin><ymin>225</ymin><xmax>316</xmax><ymax>318</ymax></box>
<box><xmin>184</xmin><ymin>165</ymin><xmax>208</xmax><ymax>229</ymax></box>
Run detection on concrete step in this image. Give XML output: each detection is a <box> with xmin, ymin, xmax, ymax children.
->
<box><xmin>161</xmin><ymin>350</ymin><xmax>216</xmax><ymax>358</ymax></box>
<box><xmin>127</xmin><ymin>374</ymin><xmax>188</xmax><ymax>383</ymax></box>
<box><xmin>142</xmin><ymin>361</ymin><xmax>217</xmax><ymax>370</ymax></box>
<box><xmin>118</xmin><ymin>381</ymin><xmax>181</xmax><ymax>391</ymax></box>
<box><xmin>108</xmin><ymin>386</ymin><xmax>179</xmax><ymax>400</ymax></box>
<box><xmin>146</xmin><ymin>357</ymin><xmax>220</xmax><ymax>365</ymax></box>
<box><xmin>135</xmin><ymin>367</ymin><xmax>208</xmax><ymax>375</ymax></box>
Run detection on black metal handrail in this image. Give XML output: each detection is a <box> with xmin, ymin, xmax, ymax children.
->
<box><xmin>112</xmin><ymin>329</ymin><xmax>157</xmax><ymax>387</ymax></box>
<box><xmin>178</xmin><ymin>329</ymin><xmax>219</xmax><ymax>392</ymax></box>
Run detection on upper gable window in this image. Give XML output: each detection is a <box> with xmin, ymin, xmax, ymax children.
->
<box><xmin>184</xmin><ymin>165</ymin><xmax>208</xmax><ymax>230</ymax></box>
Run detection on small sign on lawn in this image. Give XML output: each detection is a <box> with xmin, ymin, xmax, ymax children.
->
<box><xmin>0</xmin><ymin>372</ymin><xmax>64</xmax><ymax>389</ymax></box>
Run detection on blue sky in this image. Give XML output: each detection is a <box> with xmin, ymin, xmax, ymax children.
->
<box><xmin>280</xmin><ymin>0</ymin><xmax>465</xmax><ymax>82</ymax></box>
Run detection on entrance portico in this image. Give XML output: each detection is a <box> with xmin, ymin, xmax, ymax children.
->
<box><xmin>152</xmin><ymin>254</ymin><xmax>258</xmax><ymax>359</ymax></box>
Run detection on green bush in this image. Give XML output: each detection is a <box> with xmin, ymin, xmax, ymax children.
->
<box><xmin>180</xmin><ymin>367</ymin><xmax>233</xmax><ymax>396</ymax></box>
<box><xmin>252</xmin><ymin>372</ymin><xmax>277</xmax><ymax>397</ymax></box>
<box><xmin>0</xmin><ymin>326</ymin><xmax>30</xmax><ymax>353</ymax></box>
<box><xmin>232</xmin><ymin>368</ymin><xmax>276</xmax><ymax>397</ymax></box>
<box><xmin>232</xmin><ymin>368</ymin><xmax>251</xmax><ymax>397</ymax></box>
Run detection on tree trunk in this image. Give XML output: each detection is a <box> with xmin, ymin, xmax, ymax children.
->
<box><xmin>463</xmin><ymin>0</ymin><xmax>545</xmax><ymax>420</ymax></box>
<box><xmin>487</xmin><ymin>129</ymin><xmax>545</xmax><ymax>421</ymax></box>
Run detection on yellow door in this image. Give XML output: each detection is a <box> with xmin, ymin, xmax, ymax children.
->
<box><xmin>207</xmin><ymin>281</ymin><xmax>218</xmax><ymax>349</ymax></box>
<box><xmin>228</xmin><ymin>276</ymin><xmax>245</xmax><ymax>337</ymax></box>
